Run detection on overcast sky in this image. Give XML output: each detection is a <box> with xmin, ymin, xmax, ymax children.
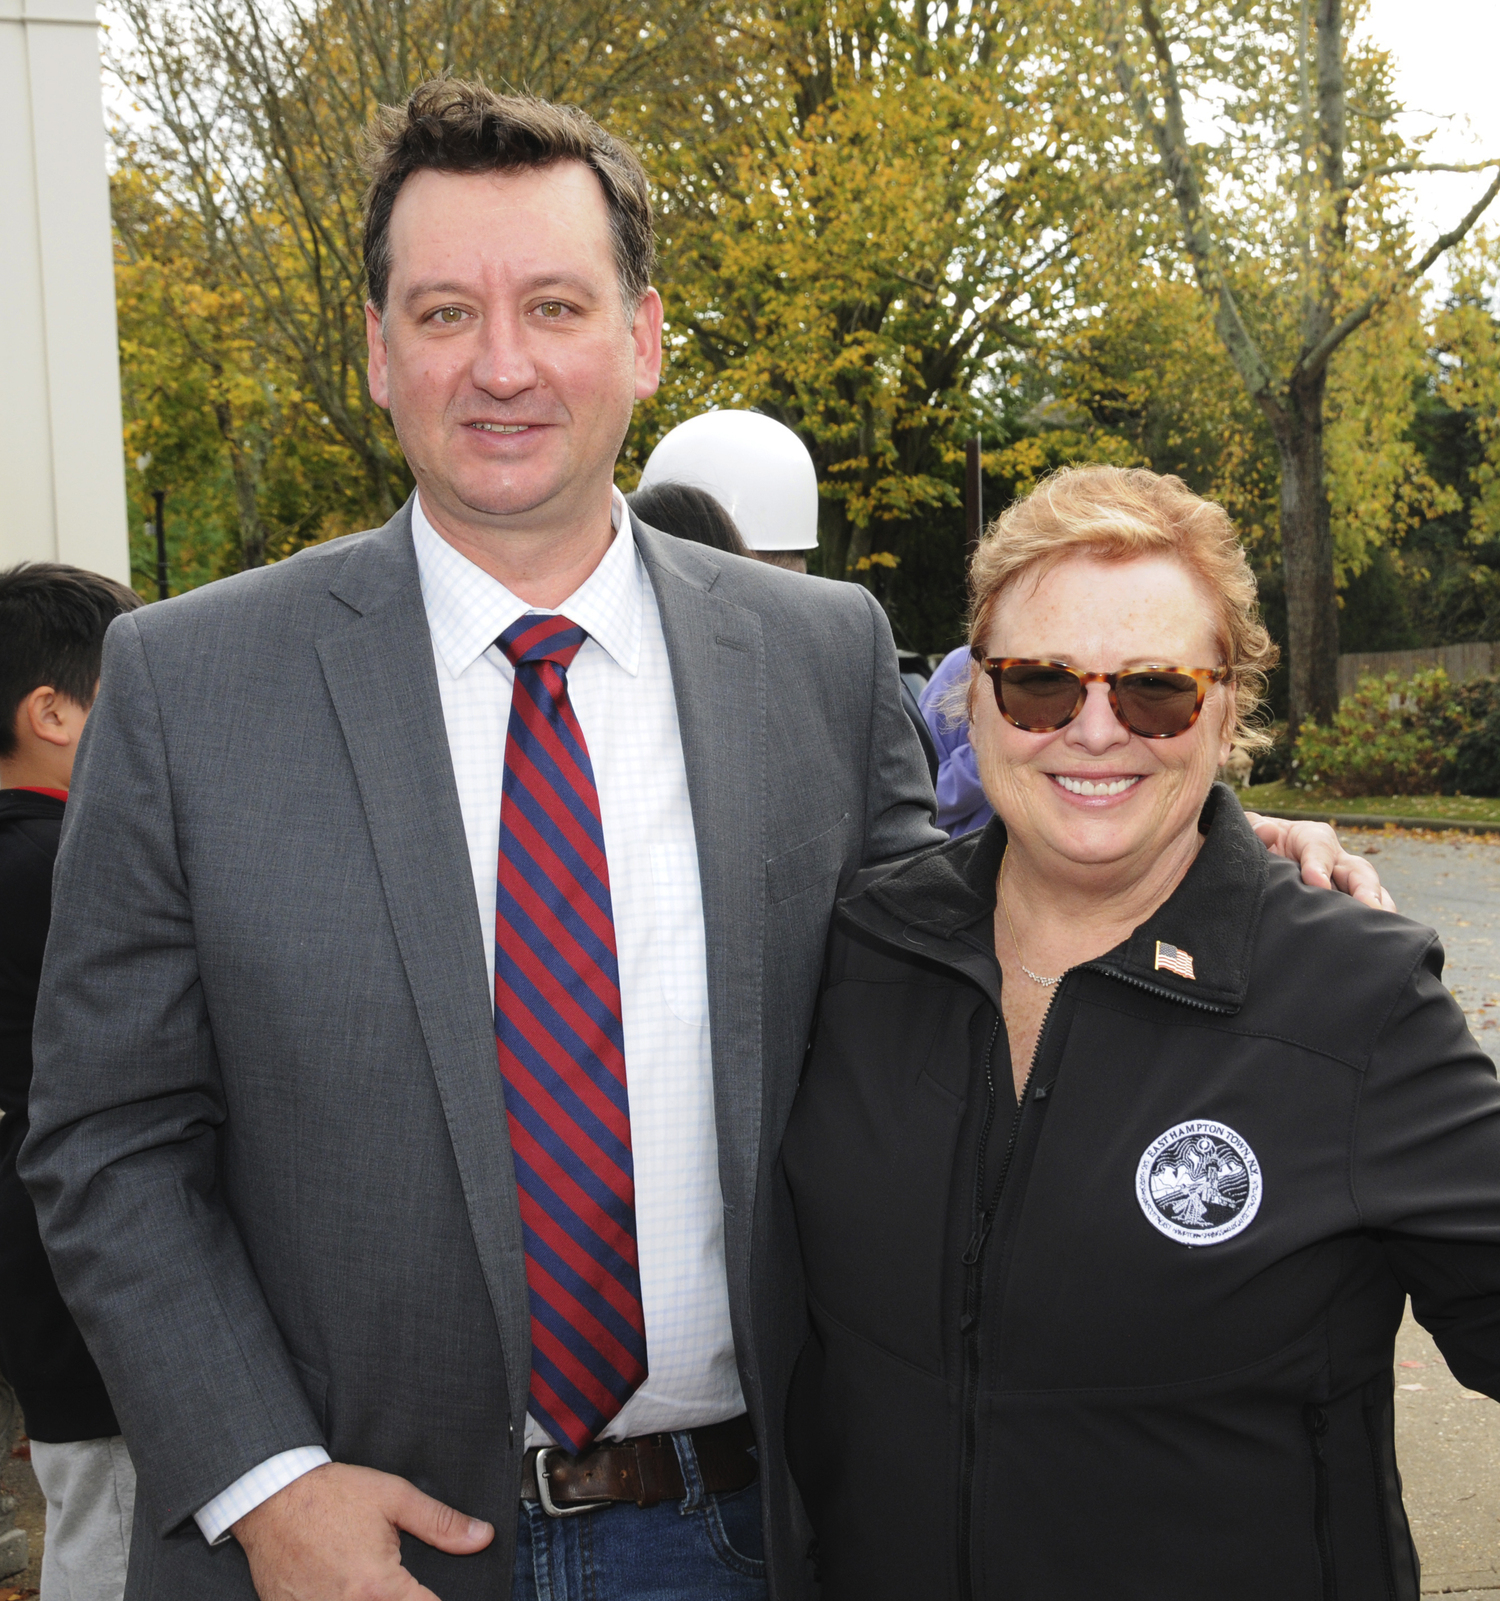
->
<box><xmin>1360</xmin><ymin>0</ymin><xmax>1500</xmax><ymax>278</ymax></box>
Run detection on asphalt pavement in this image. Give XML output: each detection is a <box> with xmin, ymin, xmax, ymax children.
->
<box><xmin>1345</xmin><ymin>828</ymin><xmax>1500</xmax><ymax>1593</ymax></box>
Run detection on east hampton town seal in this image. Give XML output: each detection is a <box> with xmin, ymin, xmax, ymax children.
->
<box><xmin>1136</xmin><ymin>1120</ymin><xmax>1262</xmax><ymax>1246</ymax></box>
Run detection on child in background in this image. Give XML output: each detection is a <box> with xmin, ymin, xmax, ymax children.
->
<box><xmin>0</xmin><ymin>562</ymin><xmax>142</xmax><ymax>1601</ymax></box>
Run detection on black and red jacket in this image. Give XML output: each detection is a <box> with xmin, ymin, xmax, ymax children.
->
<box><xmin>783</xmin><ymin>787</ymin><xmax>1500</xmax><ymax>1600</ymax></box>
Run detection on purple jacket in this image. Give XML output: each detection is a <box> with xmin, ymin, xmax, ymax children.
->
<box><xmin>918</xmin><ymin>646</ymin><xmax>994</xmax><ymax>838</ymax></box>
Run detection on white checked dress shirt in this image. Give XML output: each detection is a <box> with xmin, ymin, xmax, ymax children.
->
<box><xmin>196</xmin><ymin>491</ymin><xmax>743</xmax><ymax>1541</ymax></box>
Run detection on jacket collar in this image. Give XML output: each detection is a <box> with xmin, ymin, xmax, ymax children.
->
<box><xmin>0</xmin><ymin>788</ymin><xmax>66</xmax><ymax>824</ymax></box>
<box><xmin>845</xmin><ymin>783</ymin><xmax>1268</xmax><ymax>1013</ymax></box>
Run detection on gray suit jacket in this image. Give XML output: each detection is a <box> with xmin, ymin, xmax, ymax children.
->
<box><xmin>22</xmin><ymin>503</ymin><xmax>940</xmax><ymax>1599</ymax></box>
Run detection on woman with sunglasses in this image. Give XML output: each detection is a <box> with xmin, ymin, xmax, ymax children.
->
<box><xmin>780</xmin><ymin>464</ymin><xmax>1500</xmax><ymax>1600</ymax></box>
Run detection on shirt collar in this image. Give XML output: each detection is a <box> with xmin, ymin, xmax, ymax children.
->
<box><xmin>412</xmin><ymin>488</ymin><xmax>643</xmax><ymax>679</ymax></box>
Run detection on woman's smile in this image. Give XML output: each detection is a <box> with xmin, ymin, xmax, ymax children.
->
<box><xmin>971</xmin><ymin>553</ymin><xmax>1233</xmax><ymax>879</ymax></box>
<box><xmin>1048</xmin><ymin>772</ymin><xmax>1144</xmax><ymax>800</ymax></box>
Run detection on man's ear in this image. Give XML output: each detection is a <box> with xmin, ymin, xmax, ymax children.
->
<box><xmin>632</xmin><ymin>287</ymin><xmax>664</xmax><ymax>401</ymax></box>
<box><xmin>367</xmin><ymin>301</ymin><xmax>391</xmax><ymax>409</ymax></box>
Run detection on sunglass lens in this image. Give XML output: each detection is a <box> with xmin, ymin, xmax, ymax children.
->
<box><xmin>997</xmin><ymin>664</ymin><xmax>1082</xmax><ymax>731</ymax></box>
<box><xmin>1116</xmin><ymin>671</ymin><xmax>1201</xmax><ymax>736</ymax></box>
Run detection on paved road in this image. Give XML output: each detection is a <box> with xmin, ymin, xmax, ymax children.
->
<box><xmin>1346</xmin><ymin>829</ymin><xmax>1500</xmax><ymax>1593</ymax></box>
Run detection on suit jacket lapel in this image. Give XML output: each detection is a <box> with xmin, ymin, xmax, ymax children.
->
<box><xmin>635</xmin><ymin>525</ymin><xmax>767</xmax><ymax>1308</ymax></box>
<box><xmin>315</xmin><ymin>505</ymin><xmax>531</xmax><ymax>1423</ymax></box>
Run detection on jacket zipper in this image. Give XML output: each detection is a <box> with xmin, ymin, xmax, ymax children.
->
<box><xmin>1305</xmin><ymin>1404</ymin><xmax>1335</xmax><ymax>1600</ymax></box>
<box><xmin>832</xmin><ymin>915</ymin><xmax>1233</xmax><ymax>1598</ymax></box>
<box><xmin>1081</xmin><ymin>962</ymin><xmax>1234</xmax><ymax>1015</ymax></box>
<box><xmin>957</xmin><ymin>989</ymin><xmax>1056</xmax><ymax>1601</ymax></box>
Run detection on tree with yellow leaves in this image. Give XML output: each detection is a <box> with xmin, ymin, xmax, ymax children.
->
<box><xmin>110</xmin><ymin>0</ymin><xmax>731</xmax><ymax>536</ymax></box>
<box><xmin>113</xmin><ymin>156</ymin><xmax>380</xmax><ymax>587</ymax></box>
<box><xmin>1098</xmin><ymin>0</ymin><xmax>1500</xmax><ymax>732</ymax></box>
<box><xmin>642</xmin><ymin>0</ymin><xmax>1104</xmax><ymax>586</ymax></box>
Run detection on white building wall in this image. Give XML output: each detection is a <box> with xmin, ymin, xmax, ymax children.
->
<box><xmin>0</xmin><ymin>0</ymin><xmax>130</xmax><ymax>584</ymax></box>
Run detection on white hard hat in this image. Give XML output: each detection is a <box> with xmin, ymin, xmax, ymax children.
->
<box><xmin>637</xmin><ymin>410</ymin><xmax>818</xmax><ymax>551</ymax></box>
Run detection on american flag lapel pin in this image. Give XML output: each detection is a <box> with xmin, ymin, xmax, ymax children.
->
<box><xmin>1155</xmin><ymin>941</ymin><xmax>1196</xmax><ymax>981</ymax></box>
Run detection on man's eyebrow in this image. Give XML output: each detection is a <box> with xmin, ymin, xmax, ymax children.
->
<box><xmin>403</xmin><ymin>279</ymin><xmax>472</xmax><ymax>305</ymax></box>
<box><xmin>402</xmin><ymin>272</ymin><xmax>604</xmax><ymax>308</ymax></box>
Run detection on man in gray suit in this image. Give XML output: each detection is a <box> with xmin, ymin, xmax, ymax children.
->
<box><xmin>24</xmin><ymin>79</ymin><xmax>1384</xmax><ymax>1601</ymax></box>
<box><xmin>25</xmin><ymin>81</ymin><xmax>934</xmax><ymax>1601</ymax></box>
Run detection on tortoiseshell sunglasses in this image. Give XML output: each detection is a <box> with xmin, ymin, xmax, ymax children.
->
<box><xmin>973</xmin><ymin>654</ymin><xmax>1230</xmax><ymax>739</ymax></box>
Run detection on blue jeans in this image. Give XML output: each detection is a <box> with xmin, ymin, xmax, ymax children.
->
<box><xmin>511</xmin><ymin>1430</ymin><xmax>768</xmax><ymax>1601</ymax></box>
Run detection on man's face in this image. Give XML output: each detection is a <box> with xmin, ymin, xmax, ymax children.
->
<box><xmin>367</xmin><ymin>162</ymin><xmax>662</xmax><ymax>535</ymax></box>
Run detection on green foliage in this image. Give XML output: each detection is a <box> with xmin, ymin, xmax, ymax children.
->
<box><xmin>1248</xmin><ymin>721</ymin><xmax>1291</xmax><ymax>785</ymax></box>
<box><xmin>1325</xmin><ymin>293</ymin><xmax>1462</xmax><ymax>587</ymax></box>
<box><xmin>1445</xmin><ymin>679</ymin><xmax>1500</xmax><ymax>797</ymax></box>
<box><xmin>1436</xmin><ymin>232</ymin><xmax>1500</xmax><ymax>545</ymax></box>
<box><xmin>636</xmin><ymin>0</ymin><xmax>1105</xmax><ymax>589</ymax></box>
<box><xmin>113</xmin><ymin>157</ymin><xmax>379</xmax><ymax>592</ymax></box>
<box><xmin>106</xmin><ymin>0</ymin><xmax>1500</xmax><ymax>667</ymax></box>
<box><xmin>1341</xmin><ymin>243</ymin><xmax>1500</xmax><ymax>654</ymax></box>
<box><xmin>1292</xmin><ymin>670</ymin><xmax>1467</xmax><ymax>797</ymax></box>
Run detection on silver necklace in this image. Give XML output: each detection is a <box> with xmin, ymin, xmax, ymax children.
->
<box><xmin>999</xmin><ymin>849</ymin><xmax>1061</xmax><ymax>987</ymax></box>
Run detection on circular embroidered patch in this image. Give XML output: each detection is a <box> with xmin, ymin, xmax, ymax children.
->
<box><xmin>1136</xmin><ymin>1120</ymin><xmax>1262</xmax><ymax>1246</ymax></box>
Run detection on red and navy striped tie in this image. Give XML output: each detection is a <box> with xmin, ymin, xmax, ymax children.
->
<box><xmin>494</xmin><ymin>613</ymin><xmax>647</xmax><ymax>1452</ymax></box>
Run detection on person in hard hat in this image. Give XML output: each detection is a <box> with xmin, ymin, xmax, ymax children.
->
<box><xmin>639</xmin><ymin>411</ymin><xmax>938</xmax><ymax>779</ymax></box>
<box><xmin>627</xmin><ymin>481</ymin><xmax>751</xmax><ymax>558</ymax></box>
<box><xmin>636</xmin><ymin>411</ymin><xmax>819</xmax><ymax>572</ymax></box>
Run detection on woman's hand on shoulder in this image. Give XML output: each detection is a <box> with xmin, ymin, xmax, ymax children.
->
<box><xmin>1243</xmin><ymin>813</ymin><xmax>1397</xmax><ymax>912</ymax></box>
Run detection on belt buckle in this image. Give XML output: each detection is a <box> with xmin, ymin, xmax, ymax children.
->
<box><xmin>534</xmin><ymin>1446</ymin><xmax>611</xmax><ymax>1518</ymax></box>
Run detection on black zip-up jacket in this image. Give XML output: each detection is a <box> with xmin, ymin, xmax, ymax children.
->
<box><xmin>0</xmin><ymin>788</ymin><xmax>119</xmax><ymax>1442</ymax></box>
<box><xmin>782</xmin><ymin>787</ymin><xmax>1500</xmax><ymax>1601</ymax></box>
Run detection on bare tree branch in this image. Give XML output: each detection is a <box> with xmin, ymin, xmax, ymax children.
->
<box><xmin>1350</xmin><ymin>157</ymin><xmax>1500</xmax><ymax>188</ymax></box>
<box><xmin>1299</xmin><ymin>165</ymin><xmax>1500</xmax><ymax>377</ymax></box>
<box><xmin>1100</xmin><ymin>0</ymin><xmax>1281</xmax><ymax>409</ymax></box>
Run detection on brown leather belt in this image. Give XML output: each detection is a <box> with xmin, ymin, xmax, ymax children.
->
<box><xmin>520</xmin><ymin>1414</ymin><xmax>757</xmax><ymax>1515</ymax></box>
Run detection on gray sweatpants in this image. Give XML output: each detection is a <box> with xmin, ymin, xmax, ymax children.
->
<box><xmin>29</xmin><ymin>1437</ymin><xmax>135</xmax><ymax>1601</ymax></box>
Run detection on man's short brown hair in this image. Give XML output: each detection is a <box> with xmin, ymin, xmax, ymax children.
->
<box><xmin>362</xmin><ymin>79</ymin><xmax>656</xmax><ymax>317</ymax></box>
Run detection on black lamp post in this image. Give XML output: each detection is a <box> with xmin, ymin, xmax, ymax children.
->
<box><xmin>150</xmin><ymin>488</ymin><xmax>168</xmax><ymax>600</ymax></box>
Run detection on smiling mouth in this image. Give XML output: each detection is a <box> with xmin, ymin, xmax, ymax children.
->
<box><xmin>470</xmin><ymin>422</ymin><xmax>532</xmax><ymax>433</ymax></box>
<box><xmin>1051</xmin><ymin>774</ymin><xmax>1143</xmax><ymax>797</ymax></box>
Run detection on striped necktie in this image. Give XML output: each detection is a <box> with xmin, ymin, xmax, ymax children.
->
<box><xmin>494</xmin><ymin>613</ymin><xmax>647</xmax><ymax>1452</ymax></box>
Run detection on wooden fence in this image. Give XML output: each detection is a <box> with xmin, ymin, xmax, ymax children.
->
<box><xmin>1338</xmin><ymin>643</ymin><xmax>1497</xmax><ymax>700</ymax></box>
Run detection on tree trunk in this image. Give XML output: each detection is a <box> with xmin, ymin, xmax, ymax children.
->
<box><xmin>228</xmin><ymin>456</ymin><xmax>268</xmax><ymax>569</ymax></box>
<box><xmin>819</xmin><ymin>498</ymin><xmax>853</xmax><ymax>582</ymax></box>
<box><xmin>843</xmin><ymin>520</ymin><xmax>873</xmax><ymax>581</ymax></box>
<box><xmin>1269</xmin><ymin>371</ymin><xmax>1340</xmax><ymax>737</ymax></box>
<box><xmin>212</xmin><ymin>400</ymin><xmax>269</xmax><ymax>570</ymax></box>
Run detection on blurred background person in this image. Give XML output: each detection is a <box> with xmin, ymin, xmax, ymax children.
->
<box><xmin>637</xmin><ymin>410</ymin><xmax>940</xmax><ymax>782</ymax></box>
<box><xmin>920</xmin><ymin>644</ymin><xmax>994</xmax><ymax>837</ymax></box>
<box><xmin>638</xmin><ymin>410</ymin><xmax>818</xmax><ymax>572</ymax></box>
<box><xmin>627</xmin><ymin>480</ymin><xmax>751</xmax><ymax>557</ymax></box>
<box><xmin>0</xmin><ymin>562</ymin><xmax>140</xmax><ymax>1601</ymax></box>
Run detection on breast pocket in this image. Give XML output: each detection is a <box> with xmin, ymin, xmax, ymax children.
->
<box><xmin>649</xmin><ymin>839</ymin><xmax>710</xmax><ymax>1026</ymax></box>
